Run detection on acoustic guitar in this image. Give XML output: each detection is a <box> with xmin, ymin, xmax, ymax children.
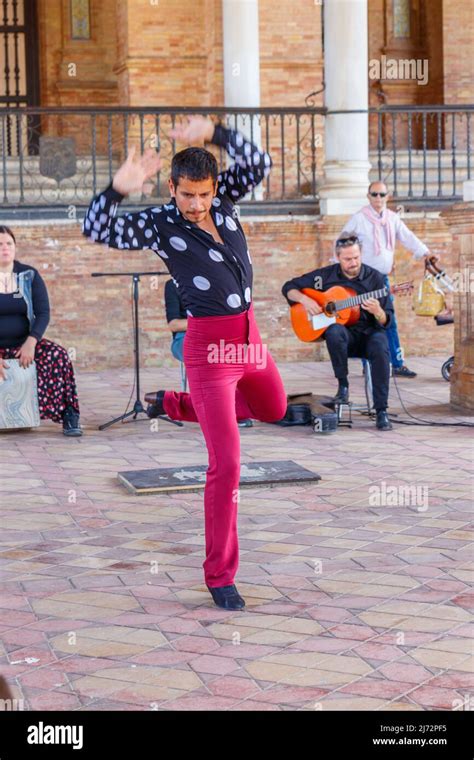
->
<box><xmin>291</xmin><ymin>281</ymin><xmax>414</xmax><ymax>342</ymax></box>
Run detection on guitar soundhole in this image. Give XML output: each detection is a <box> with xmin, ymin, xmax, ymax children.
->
<box><xmin>326</xmin><ymin>301</ymin><xmax>335</xmax><ymax>315</ymax></box>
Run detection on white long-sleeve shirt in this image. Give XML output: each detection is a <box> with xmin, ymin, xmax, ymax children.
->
<box><xmin>342</xmin><ymin>208</ymin><xmax>429</xmax><ymax>275</ymax></box>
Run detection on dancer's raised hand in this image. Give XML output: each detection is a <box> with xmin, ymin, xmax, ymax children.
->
<box><xmin>112</xmin><ymin>147</ymin><xmax>162</xmax><ymax>196</ymax></box>
<box><xmin>169</xmin><ymin>116</ymin><xmax>215</xmax><ymax>147</ymax></box>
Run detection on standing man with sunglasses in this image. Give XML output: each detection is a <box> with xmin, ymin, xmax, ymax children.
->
<box><xmin>340</xmin><ymin>181</ymin><xmax>440</xmax><ymax>378</ymax></box>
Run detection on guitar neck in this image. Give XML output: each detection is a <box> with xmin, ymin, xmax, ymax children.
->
<box><xmin>335</xmin><ymin>287</ymin><xmax>388</xmax><ymax>311</ymax></box>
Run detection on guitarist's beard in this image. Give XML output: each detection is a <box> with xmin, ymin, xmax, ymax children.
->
<box><xmin>341</xmin><ymin>263</ymin><xmax>361</xmax><ymax>279</ymax></box>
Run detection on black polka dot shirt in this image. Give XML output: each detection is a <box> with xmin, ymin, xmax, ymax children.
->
<box><xmin>82</xmin><ymin>124</ymin><xmax>272</xmax><ymax>317</ymax></box>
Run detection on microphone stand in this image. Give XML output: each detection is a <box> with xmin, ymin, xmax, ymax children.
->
<box><xmin>91</xmin><ymin>271</ymin><xmax>183</xmax><ymax>431</ymax></box>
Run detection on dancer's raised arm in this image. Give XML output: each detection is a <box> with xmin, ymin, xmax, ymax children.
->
<box><xmin>82</xmin><ymin>147</ymin><xmax>163</xmax><ymax>250</ymax></box>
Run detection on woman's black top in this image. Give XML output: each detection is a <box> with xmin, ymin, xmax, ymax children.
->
<box><xmin>0</xmin><ymin>261</ymin><xmax>50</xmax><ymax>348</ymax></box>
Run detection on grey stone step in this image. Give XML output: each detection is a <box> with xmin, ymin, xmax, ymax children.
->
<box><xmin>369</xmin><ymin>151</ymin><xmax>471</xmax><ymax>169</ymax></box>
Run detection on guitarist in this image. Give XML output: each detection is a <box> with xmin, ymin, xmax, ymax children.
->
<box><xmin>282</xmin><ymin>236</ymin><xmax>394</xmax><ymax>431</ymax></box>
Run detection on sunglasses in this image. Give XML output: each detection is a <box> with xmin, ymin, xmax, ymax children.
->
<box><xmin>335</xmin><ymin>236</ymin><xmax>360</xmax><ymax>248</ymax></box>
<box><xmin>369</xmin><ymin>191</ymin><xmax>388</xmax><ymax>197</ymax></box>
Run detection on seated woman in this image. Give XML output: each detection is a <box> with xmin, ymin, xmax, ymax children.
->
<box><xmin>0</xmin><ymin>225</ymin><xmax>82</xmax><ymax>436</ymax></box>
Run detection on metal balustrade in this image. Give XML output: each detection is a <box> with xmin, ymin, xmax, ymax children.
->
<box><xmin>0</xmin><ymin>105</ymin><xmax>472</xmax><ymax>216</ymax></box>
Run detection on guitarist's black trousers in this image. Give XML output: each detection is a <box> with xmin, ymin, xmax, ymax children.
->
<box><xmin>324</xmin><ymin>323</ymin><xmax>390</xmax><ymax>410</ymax></box>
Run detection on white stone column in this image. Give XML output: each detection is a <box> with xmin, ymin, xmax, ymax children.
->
<box><xmin>222</xmin><ymin>0</ymin><xmax>263</xmax><ymax>197</ymax></box>
<box><xmin>223</xmin><ymin>0</ymin><xmax>261</xmax><ymax>112</ymax></box>
<box><xmin>318</xmin><ymin>0</ymin><xmax>371</xmax><ymax>215</ymax></box>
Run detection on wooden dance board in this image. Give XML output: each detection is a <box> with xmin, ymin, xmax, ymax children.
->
<box><xmin>118</xmin><ymin>460</ymin><xmax>321</xmax><ymax>495</ymax></box>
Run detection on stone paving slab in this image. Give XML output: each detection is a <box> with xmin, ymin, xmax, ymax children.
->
<box><xmin>0</xmin><ymin>357</ymin><xmax>472</xmax><ymax>711</ymax></box>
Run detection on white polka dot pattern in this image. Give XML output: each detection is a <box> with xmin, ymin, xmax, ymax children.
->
<box><xmin>169</xmin><ymin>236</ymin><xmax>187</xmax><ymax>251</ymax></box>
<box><xmin>193</xmin><ymin>276</ymin><xmax>211</xmax><ymax>290</ymax></box>
<box><xmin>82</xmin><ymin>123</ymin><xmax>270</xmax><ymax>316</ymax></box>
<box><xmin>227</xmin><ymin>293</ymin><xmax>241</xmax><ymax>308</ymax></box>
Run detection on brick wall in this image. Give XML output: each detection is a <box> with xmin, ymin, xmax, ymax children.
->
<box><xmin>37</xmin><ymin>0</ymin><xmax>474</xmax><ymax>114</ymax></box>
<box><xmin>34</xmin><ymin>0</ymin><xmax>473</xmax><ymax>185</ymax></box>
<box><xmin>441</xmin><ymin>202</ymin><xmax>474</xmax><ymax>411</ymax></box>
<box><xmin>442</xmin><ymin>0</ymin><xmax>474</xmax><ymax>105</ymax></box>
<box><xmin>38</xmin><ymin>0</ymin><xmax>119</xmax><ymax>107</ymax></box>
<box><xmin>8</xmin><ymin>213</ymin><xmax>453</xmax><ymax>372</ymax></box>
<box><xmin>259</xmin><ymin>0</ymin><xmax>322</xmax><ymax>109</ymax></box>
<box><xmin>114</xmin><ymin>0</ymin><xmax>223</xmax><ymax>107</ymax></box>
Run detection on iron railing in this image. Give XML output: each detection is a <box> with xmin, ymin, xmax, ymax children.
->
<box><xmin>0</xmin><ymin>105</ymin><xmax>472</xmax><ymax>214</ymax></box>
<box><xmin>0</xmin><ymin>106</ymin><xmax>325</xmax><ymax>212</ymax></box>
<box><xmin>371</xmin><ymin>105</ymin><xmax>473</xmax><ymax>203</ymax></box>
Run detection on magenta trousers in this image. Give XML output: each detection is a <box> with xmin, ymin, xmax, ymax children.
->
<box><xmin>162</xmin><ymin>304</ymin><xmax>287</xmax><ymax>588</ymax></box>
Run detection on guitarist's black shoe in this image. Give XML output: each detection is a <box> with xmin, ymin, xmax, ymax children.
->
<box><xmin>393</xmin><ymin>365</ymin><xmax>417</xmax><ymax>378</ymax></box>
<box><xmin>376</xmin><ymin>410</ymin><xmax>393</xmax><ymax>430</ymax></box>
<box><xmin>145</xmin><ymin>390</ymin><xmax>166</xmax><ymax>418</ymax></box>
<box><xmin>333</xmin><ymin>384</ymin><xmax>349</xmax><ymax>404</ymax></box>
<box><xmin>207</xmin><ymin>584</ymin><xmax>246</xmax><ymax>610</ymax></box>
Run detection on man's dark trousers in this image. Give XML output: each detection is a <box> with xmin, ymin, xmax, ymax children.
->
<box><xmin>324</xmin><ymin>323</ymin><xmax>390</xmax><ymax>410</ymax></box>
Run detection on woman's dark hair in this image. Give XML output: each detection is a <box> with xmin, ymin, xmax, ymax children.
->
<box><xmin>171</xmin><ymin>147</ymin><xmax>218</xmax><ymax>188</ymax></box>
<box><xmin>0</xmin><ymin>225</ymin><xmax>16</xmax><ymax>243</ymax></box>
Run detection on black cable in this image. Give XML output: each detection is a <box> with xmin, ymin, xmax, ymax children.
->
<box><xmin>388</xmin><ymin>371</ymin><xmax>474</xmax><ymax>428</ymax></box>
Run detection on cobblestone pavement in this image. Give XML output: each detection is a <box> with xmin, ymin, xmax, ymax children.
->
<box><xmin>0</xmin><ymin>356</ymin><xmax>472</xmax><ymax>711</ymax></box>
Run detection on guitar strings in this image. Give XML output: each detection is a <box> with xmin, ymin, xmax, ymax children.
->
<box><xmin>335</xmin><ymin>288</ymin><xmax>388</xmax><ymax>312</ymax></box>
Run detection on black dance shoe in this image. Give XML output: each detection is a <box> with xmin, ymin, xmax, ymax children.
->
<box><xmin>207</xmin><ymin>584</ymin><xmax>246</xmax><ymax>610</ymax></box>
<box><xmin>237</xmin><ymin>418</ymin><xmax>253</xmax><ymax>428</ymax></box>
<box><xmin>145</xmin><ymin>390</ymin><xmax>166</xmax><ymax>418</ymax></box>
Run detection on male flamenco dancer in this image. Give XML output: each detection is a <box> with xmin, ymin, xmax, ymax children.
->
<box><xmin>83</xmin><ymin>116</ymin><xmax>287</xmax><ymax>610</ymax></box>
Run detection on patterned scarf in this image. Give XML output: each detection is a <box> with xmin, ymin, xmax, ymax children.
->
<box><xmin>361</xmin><ymin>205</ymin><xmax>394</xmax><ymax>256</ymax></box>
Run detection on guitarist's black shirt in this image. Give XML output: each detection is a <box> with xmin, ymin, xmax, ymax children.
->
<box><xmin>282</xmin><ymin>263</ymin><xmax>394</xmax><ymax>333</ymax></box>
